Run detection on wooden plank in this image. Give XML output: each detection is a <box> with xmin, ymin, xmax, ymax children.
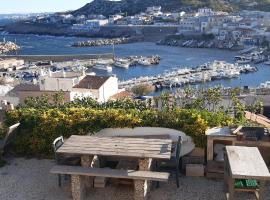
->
<box><xmin>58</xmin><ymin>149</ymin><xmax>170</xmax><ymax>159</ymax></box>
<box><xmin>226</xmin><ymin>146</ymin><xmax>270</xmax><ymax>180</ymax></box>
<box><xmin>232</xmin><ymin>126</ymin><xmax>243</xmax><ymax>135</ymax></box>
<box><xmin>245</xmin><ymin>111</ymin><xmax>270</xmax><ymax>127</ymax></box>
<box><xmin>58</xmin><ymin>145</ymin><xmax>171</xmax><ymax>155</ymax></box>
<box><xmin>57</xmin><ymin>135</ymin><xmax>172</xmax><ymax>160</ymax></box>
<box><xmin>69</xmin><ymin>135</ymin><xmax>172</xmax><ymax>144</ymax></box>
<box><xmin>62</xmin><ymin>141</ymin><xmax>171</xmax><ymax>151</ymax></box>
<box><xmin>50</xmin><ymin>165</ymin><xmax>170</xmax><ymax>182</ymax></box>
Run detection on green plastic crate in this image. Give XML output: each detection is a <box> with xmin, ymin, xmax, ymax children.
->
<box><xmin>235</xmin><ymin>179</ymin><xmax>258</xmax><ymax>189</ymax></box>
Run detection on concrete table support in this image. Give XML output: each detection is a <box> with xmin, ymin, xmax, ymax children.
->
<box><xmin>134</xmin><ymin>158</ymin><xmax>153</xmax><ymax>200</ymax></box>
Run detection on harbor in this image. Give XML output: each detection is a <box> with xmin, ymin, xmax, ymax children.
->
<box><xmin>119</xmin><ymin>61</ymin><xmax>258</xmax><ymax>90</ymax></box>
<box><xmin>1</xmin><ymin>34</ymin><xmax>270</xmax><ymax>90</ymax></box>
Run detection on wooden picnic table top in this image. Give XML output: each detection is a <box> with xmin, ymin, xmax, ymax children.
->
<box><xmin>57</xmin><ymin>135</ymin><xmax>172</xmax><ymax>160</ymax></box>
<box><xmin>225</xmin><ymin>146</ymin><xmax>270</xmax><ymax>180</ymax></box>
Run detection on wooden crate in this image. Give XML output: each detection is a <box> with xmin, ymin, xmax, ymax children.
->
<box><xmin>181</xmin><ymin>156</ymin><xmax>205</xmax><ymax>172</ymax></box>
<box><xmin>186</xmin><ymin>164</ymin><xmax>205</xmax><ymax>177</ymax></box>
<box><xmin>206</xmin><ymin>161</ymin><xmax>224</xmax><ymax>179</ymax></box>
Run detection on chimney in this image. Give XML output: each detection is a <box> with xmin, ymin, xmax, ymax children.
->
<box><xmin>62</xmin><ymin>68</ymin><xmax>66</xmax><ymax>78</ymax></box>
<box><xmin>48</xmin><ymin>69</ymin><xmax>52</xmax><ymax>77</ymax></box>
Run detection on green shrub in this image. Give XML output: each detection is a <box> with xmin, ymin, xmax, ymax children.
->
<box><xmin>5</xmin><ymin>105</ymin><xmax>234</xmax><ymax>158</ymax></box>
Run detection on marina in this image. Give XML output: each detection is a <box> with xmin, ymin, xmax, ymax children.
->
<box><xmin>119</xmin><ymin>61</ymin><xmax>258</xmax><ymax>90</ymax></box>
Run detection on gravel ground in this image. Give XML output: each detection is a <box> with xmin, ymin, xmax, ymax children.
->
<box><xmin>0</xmin><ymin>158</ymin><xmax>270</xmax><ymax>200</ymax></box>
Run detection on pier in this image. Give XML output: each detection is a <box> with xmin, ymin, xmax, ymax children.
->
<box><xmin>0</xmin><ymin>53</ymin><xmax>114</xmax><ymax>62</ymax></box>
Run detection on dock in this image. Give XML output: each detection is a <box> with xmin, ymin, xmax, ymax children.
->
<box><xmin>0</xmin><ymin>53</ymin><xmax>114</xmax><ymax>62</ymax></box>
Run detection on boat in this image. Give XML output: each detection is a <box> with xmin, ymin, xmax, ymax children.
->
<box><xmin>238</xmin><ymin>46</ymin><xmax>256</xmax><ymax>55</ymax></box>
<box><xmin>264</xmin><ymin>61</ymin><xmax>270</xmax><ymax>65</ymax></box>
<box><xmin>138</xmin><ymin>59</ymin><xmax>152</xmax><ymax>66</ymax></box>
<box><xmin>93</xmin><ymin>64</ymin><xmax>112</xmax><ymax>72</ymax></box>
<box><xmin>114</xmin><ymin>58</ymin><xmax>130</xmax><ymax>69</ymax></box>
<box><xmin>235</xmin><ymin>56</ymin><xmax>252</xmax><ymax>64</ymax></box>
<box><xmin>260</xmin><ymin>81</ymin><xmax>270</xmax><ymax>88</ymax></box>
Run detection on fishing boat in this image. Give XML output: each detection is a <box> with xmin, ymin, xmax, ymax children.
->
<box><xmin>93</xmin><ymin>64</ymin><xmax>112</xmax><ymax>72</ymax></box>
<box><xmin>114</xmin><ymin>58</ymin><xmax>130</xmax><ymax>69</ymax></box>
<box><xmin>235</xmin><ymin>56</ymin><xmax>252</xmax><ymax>64</ymax></box>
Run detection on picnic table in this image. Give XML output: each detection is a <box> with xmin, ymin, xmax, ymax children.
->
<box><xmin>224</xmin><ymin>146</ymin><xmax>270</xmax><ymax>200</ymax></box>
<box><xmin>54</xmin><ymin>135</ymin><xmax>172</xmax><ymax>200</ymax></box>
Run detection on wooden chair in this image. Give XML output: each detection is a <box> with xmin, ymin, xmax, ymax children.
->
<box><xmin>0</xmin><ymin>123</ymin><xmax>20</xmax><ymax>158</ymax></box>
<box><xmin>156</xmin><ymin>136</ymin><xmax>182</xmax><ymax>188</ymax></box>
<box><xmin>52</xmin><ymin>136</ymin><xmax>81</xmax><ymax>187</ymax></box>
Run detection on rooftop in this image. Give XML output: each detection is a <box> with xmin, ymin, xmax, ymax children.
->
<box><xmin>73</xmin><ymin>75</ymin><xmax>110</xmax><ymax>89</ymax></box>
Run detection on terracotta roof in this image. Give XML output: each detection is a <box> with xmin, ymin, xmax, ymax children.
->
<box><xmin>12</xmin><ymin>84</ymin><xmax>40</xmax><ymax>92</ymax></box>
<box><xmin>73</xmin><ymin>75</ymin><xmax>110</xmax><ymax>89</ymax></box>
<box><xmin>110</xmin><ymin>91</ymin><xmax>134</xmax><ymax>100</ymax></box>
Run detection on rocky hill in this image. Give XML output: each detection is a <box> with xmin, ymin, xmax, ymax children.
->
<box><xmin>71</xmin><ymin>0</ymin><xmax>270</xmax><ymax>17</ymax></box>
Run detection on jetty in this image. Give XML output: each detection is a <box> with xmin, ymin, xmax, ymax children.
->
<box><xmin>0</xmin><ymin>41</ymin><xmax>20</xmax><ymax>54</ymax></box>
<box><xmin>0</xmin><ymin>53</ymin><xmax>114</xmax><ymax>62</ymax></box>
<box><xmin>72</xmin><ymin>37</ymin><xmax>134</xmax><ymax>47</ymax></box>
<box><xmin>119</xmin><ymin>61</ymin><xmax>257</xmax><ymax>90</ymax></box>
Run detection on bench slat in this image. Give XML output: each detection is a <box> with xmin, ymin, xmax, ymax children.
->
<box><xmin>50</xmin><ymin>165</ymin><xmax>169</xmax><ymax>182</ymax></box>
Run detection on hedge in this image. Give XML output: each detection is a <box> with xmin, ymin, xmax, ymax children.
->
<box><xmin>4</xmin><ymin>106</ymin><xmax>234</xmax><ymax>158</ymax></box>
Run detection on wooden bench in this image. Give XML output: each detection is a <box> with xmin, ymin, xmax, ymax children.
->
<box><xmin>50</xmin><ymin>165</ymin><xmax>169</xmax><ymax>200</ymax></box>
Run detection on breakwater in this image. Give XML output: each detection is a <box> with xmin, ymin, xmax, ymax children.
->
<box><xmin>72</xmin><ymin>37</ymin><xmax>137</xmax><ymax>47</ymax></box>
<box><xmin>0</xmin><ymin>53</ymin><xmax>114</xmax><ymax>62</ymax></box>
<box><xmin>0</xmin><ymin>41</ymin><xmax>20</xmax><ymax>54</ymax></box>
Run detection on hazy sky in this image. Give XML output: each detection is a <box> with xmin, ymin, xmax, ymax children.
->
<box><xmin>0</xmin><ymin>0</ymin><xmax>92</xmax><ymax>14</ymax></box>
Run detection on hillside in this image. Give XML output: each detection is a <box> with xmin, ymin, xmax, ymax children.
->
<box><xmin>71</xmin><ymin>0</ymin><xmax>270</xmax><ymax>17</ymax></box>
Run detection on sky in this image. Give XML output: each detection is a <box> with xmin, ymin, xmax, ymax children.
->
<box><xmin>0</xmin><ymin>0</ymin><xmax>92</xmax><ymax>14</ymax></box>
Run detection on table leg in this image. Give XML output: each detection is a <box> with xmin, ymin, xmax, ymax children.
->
<box><xmin>256</xmin><ymin>180</ymin><xmax>266</xmax><ymax>200</ymax></box>
<box><xmin>134</xmin><ymin>158</ymin><xmax>153</xmax><ymax>200</ymax></box>
<box><xmin>226</xmin><ymin>177</ymin><xmax>235</xmax><ymax>200</ymax></box>
<box><xmin>81</xmin><ymin>155</ymin><xmax>94</xmax><ymax>188</ymax></box>
<box><xmin>207</xmin><ymin>138</ymin><xmax>214</xmax><ymax>161</ymax></box>
<box><xmin>71</xmin><ymin>175</ymin><xmax>86</xmax><ymax>200</ymax></box>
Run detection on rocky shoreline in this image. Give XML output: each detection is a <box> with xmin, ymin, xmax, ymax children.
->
<box><xmin>0</xmin><ymin>41</ymin><xmax>20</xmax><ymax>54</ymax></box>
<box><xmin>157</xmin><ymin>35</ymin><xmax>243</xmax><ymax>51</ymax></box>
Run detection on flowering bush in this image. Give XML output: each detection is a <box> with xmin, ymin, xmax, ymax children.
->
<box><xmin>5</xmin><ymin>105</ymin><xmax>234</xmax><ymax>158</ymax></box>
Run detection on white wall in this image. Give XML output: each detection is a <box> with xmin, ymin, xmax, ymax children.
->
<box><xmin>40</xmin><ymin>77</ymin><xmax>77</xmax><ymax>91</ymax></box>
<box><xmin>70</xmin><ymin>91</ymin><xmax>93</xmax><ymax>101</ymax></box>
<box><xmin>98</xmin><ymin>77</ymin><xmax>118</xmax><ymax>102</ymax></box>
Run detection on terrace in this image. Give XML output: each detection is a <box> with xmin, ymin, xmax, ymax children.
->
<box><xmin>0</xmin><ymin>91</ymin><xmax>270</xmax><ymax>200</ymax></box>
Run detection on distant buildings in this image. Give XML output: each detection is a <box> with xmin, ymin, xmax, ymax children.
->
<box><xmin>72</xmin><ymin>19</ymin><xmax>108</xmax><ymax>32</ymax></box>
<box><xmin>12</xmin><ymin>73</ymin><xmax>120</xmax><ymax>104</ymax></box>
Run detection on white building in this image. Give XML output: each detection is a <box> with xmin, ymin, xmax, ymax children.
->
<box><xmin>72</xmin><ymin>19</ymin><xmax>108</xmax><ymax>32</ymax></box>
<box><xmin>179</xmin><ymin>17</ymin><xmax>200</xmax><ymax>32</ymax></box>
<box><xmin>39</xmin><ymin>70</ymin><xmax>84</xmax><ymax>91</ymax></box>
<box><xmin>73</xmin><ymin>75</ymin><xmax>119</xmax><ymax>103</ymax></box>
<box><xmin>197</xmin><ymin>8</ymin><xmax>213</xmax><ymax>16</ymax></box>
<box><xmin>146</xmin><ymin>6</ymin><xmax>162</xmax><ymax>15</ymax></box>
<box><xmin>109</xmin><ymin>15</ymin><xmax>123</xmax><ymax>25</ymax></box>
<box><xmin>0</xmin><ymin>58</ymin><xmax>24</xmax><ymax>71</ymax></box>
